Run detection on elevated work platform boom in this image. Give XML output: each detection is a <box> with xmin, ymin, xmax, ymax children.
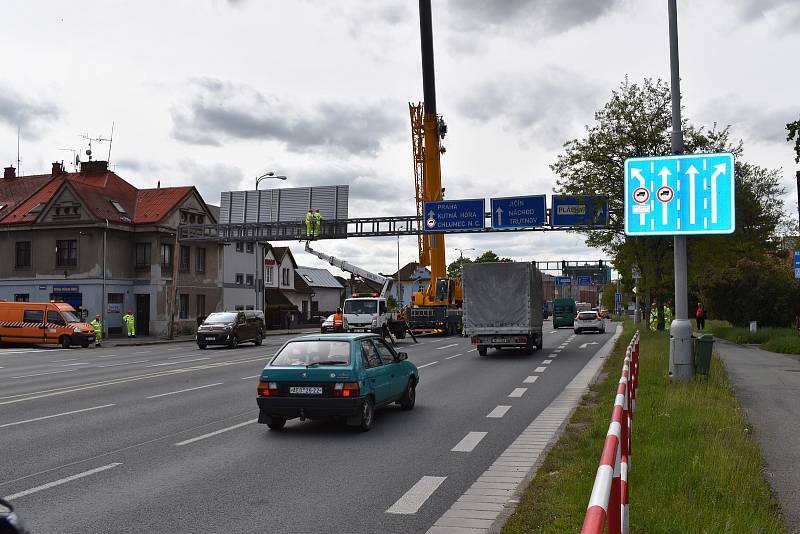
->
<box><xmin>304</xmin><ymin>243</ymin><xmax>392</xmax><ymax>298</ymax></box>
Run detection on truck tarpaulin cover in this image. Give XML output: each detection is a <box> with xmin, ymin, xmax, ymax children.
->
<box><xmin>462</xmin><ymin>262</ymin><xmax>543</xmax><ymax>331</ymax></box>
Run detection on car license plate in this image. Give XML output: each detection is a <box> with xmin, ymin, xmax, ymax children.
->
<box><xmin>205</xmin><ymin>335</ymin><xmax>216</xmax><ymax>340</ymax></box>
<box><xmin>289</xmin><ymin>386</ymin><xmax>322</xmax><ymax>395</ymax></box>
<box><xmin>492</xmin><ymin>338</ymin><xmax>508</xmax><ymax>343</ymax></box>
<box><xmin>353</xmin><ymin>328</ymin><xmax>365</xmax><ymax>333</ymax></box>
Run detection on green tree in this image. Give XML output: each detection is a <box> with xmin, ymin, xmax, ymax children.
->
<box><xmin>787</xmin><ymin>117</ymin><xmax>800</xmax><ymax>163</ymax></box>
<box><xmin>552</xmin><ymin>77</ymin><xmax>784</xmax><ymax>329</ymax></box>
<box><xmin>447</xmin><ymin>256</ymin><xmax>472</xmax><ymax>278</ymax></box>
<box><xmin>600</xmin><ymin>284</ymin><xmax>616</xmax><ymax>311</ymax></box>
<box><xmin>474</xmin><ymin>250</ymin><xmax>512</xmax><ymax>263</ymax></box>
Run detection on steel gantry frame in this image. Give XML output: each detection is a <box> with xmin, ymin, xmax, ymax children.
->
<box><xmin>177</xmin><ymin>211</ymin><xmax>609</xmax><ymax>243</ymax></box>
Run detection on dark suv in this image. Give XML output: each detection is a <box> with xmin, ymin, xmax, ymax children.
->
<box><xmin>197</xmin><ymin>310</ymin><xmax>265</xmax><ymax>349</ymax></box>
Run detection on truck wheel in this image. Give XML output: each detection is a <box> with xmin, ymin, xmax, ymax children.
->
<box><xmin>59</xmin><ymin>335</ymin><xmax>71</xmax><ymax>349</ymax></box>
<box><xmin>477</xmin><ymin>346</ymin><xmax>488</xmax><ymax>357</ymax></box>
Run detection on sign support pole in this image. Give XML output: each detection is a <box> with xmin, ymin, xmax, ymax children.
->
<box><xmin>668</xmin><ymin>0</ymin><xmax>694</xmax><ymax>381</ymax></box>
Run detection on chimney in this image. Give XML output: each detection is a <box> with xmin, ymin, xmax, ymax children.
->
<box><xmin>80</xmin><ymin>160</ymin><xmax>108</xmax><ymax>175</ymax></box>
<box><xmin>51</xmin><ymin>162</ymin><xmax>64</xmax><ymax>176</ymax></box>
<box><xmin>3</xmin><ymin>166</ymin><xmax>15</xmax><ymax>180</ymax></box>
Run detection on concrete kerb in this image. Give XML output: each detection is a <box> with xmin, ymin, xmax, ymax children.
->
<box><xmin>109</xmin><ymin>329</ymin><xmax>319</xmax><ymax>347</ymax></box>
<box><xmin>426</xmin><ymin>324</ymin><xmax>624</xmax><ymax>534</ymax></box>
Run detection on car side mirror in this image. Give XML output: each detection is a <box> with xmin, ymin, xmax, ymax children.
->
<box><xmin>397</xmin><ymin>352</ymin><xmax>408</xmax><ymax>361</ymax></box>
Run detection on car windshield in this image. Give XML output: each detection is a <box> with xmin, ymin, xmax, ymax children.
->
<box><xmin>554</xmin><ymin>306</ymin><xmax>573</xmax><ymax>313</ymax></box>
<box><xmin>344</xmin><ymin>300</ymin><xmax>377</xmax><ymax>315</ymax></box>
<box><xmin>578</xmin><ymin>312</ymin><xmax>598</xmax><ymax>320</ymax></box>
<box><xmin>270</xmin><ymin>341</ymin><xmax>352</xmax><ymax>366</ymax></box>
<box><xmin>61</xmin><ymin>311</ymin><xmax>80</xmax><ymax>322</ymax></box>
<box><xmin>204</xmin><ymin>313</ymin><xmax>236</xmax><ymax>324</ymax></box>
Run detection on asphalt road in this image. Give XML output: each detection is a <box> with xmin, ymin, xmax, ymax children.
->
<box><xmin>0</xmin><ymin>322</ymin><xmax>616</xmax><ymax>533</ymax></box>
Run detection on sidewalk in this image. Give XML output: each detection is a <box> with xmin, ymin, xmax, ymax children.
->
<box><xmin>108</xmin><ymin>328</ymin><xmax>319</xmax><ymax>347</ymax></box>
<box><xmin>715</xmin><ymin>339</ymin><xmax>800</xmax><ymax>530</ymax></box>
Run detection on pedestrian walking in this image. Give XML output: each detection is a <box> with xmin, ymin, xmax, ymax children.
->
<box><xmin>122</xmin><ymin>310</ymin><xmax>136</xmax><ymax>338</ymax></box>
<box><xmin>696</xmin><ymin>302</ymin><xmax>706</xmax><ymax>330</ymax></box>
<box><xmin>305</xmin><ymin>209</ymin><xmax>314</xmax><ymax>241</ymax></box>
<box><xmin>90</xmin><ymin>314</ymin><xmax>103</xmax><ymax>347</ymax></box>
<box><xmin>313</xmin><ymin>208</ymin><xmax>322</xmax><ymax>240</ymax></box>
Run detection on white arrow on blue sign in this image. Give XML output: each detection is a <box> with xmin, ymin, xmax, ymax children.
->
<box><xmin>624</xmin><ymin>152</ymin><xmax>735</xmax><ymax>236</ymax></box>
<box><xmin>490</xmin><ymin>195</ymin><xmax>546</xmax><ymax>229</ymax></box>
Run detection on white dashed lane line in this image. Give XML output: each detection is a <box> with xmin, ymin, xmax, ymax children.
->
<box><xmin>534</xmin><ymin>366</ymin><xmax>547</xmax><ymax>373</ymax></box>
<box><xmin>386</xmin><ymin>476</ymin><xmax>447</xmax><ymax>514</ymax></box>
<box><xmin>523</xmin><ymin>376</ymin><xmax>538</xmax><ymax>384</ymax></box>
<box><xmin>146</xmin><ymin>383</ymin><xmax>224</xmax><ymax>399</ymax></box>
<box><xmin>4</xmin><ymin>463</ymin><xmax>123</xmax><ymax>500</ymax></box>
<box><xmin>486</xmin><ymin>406</ymin><xmax>511</xmax><ymax>418</ymax></box>
<box><xmin>542</xmin><ymin>359</ymin><xmax>552</xmax><ymax>364</ymax></box>
<box><xmin>445</xmin><ymin>353</ymin><xmax>462</xmax><ymax>360</ymax></box>
<box><xmin>467</xmin><ymin>349</ymin><xmax>477</xmax><ymax>353</ymax></box>
<box><xmin>174</xmin><ymin>419</ymin><xmax>257</xmax><ymax>446</ymax></box>
<box><xmin>50</xmin><ymin>358</ymin><xmax>77</xmax><ymax>363</ymax></box>
<box><xmin>0</xmin><ymin>404</ymin><xmax>116</xmax><ymax>429</ymax></box>
<box><xmin>508</xmin><ymin>388</ymin><xmax>527</xmax><ymax>398</ymax></box>
<box><xmin>548</xmin><ymin>353</ymin><xmax>557</xmax><ymax>358</ymax></box>
<box><xmin>417</xmin><ymin>361</ymin><xmax>439</xmax><ymax>369</ymax></box>
<box><xmin>146</xmin><ymin>357</ymin><xmax>210</xmax><ymax>368</ymax></box>
<box><xmin>58</xmin><ymin>362</ymin><xmax>89</xmax><ymax>367</ymax></box>
<box><xmin>451</xmin><ymin>432</ymin><xmax>488</xmax><ymax>453</ymax></box>
<box><xmin>10</xmin><ymin>369</ymin><xmax>78</xmax><ymax>379</ymax></box>
<box><xmin>241</xmin><ymin>375</ymin><xmax>261</xmax><ymax>380</ymax></box>
<box><xmin>96</xmin><ymin>360</ymin><xmax>150</xmax><ymax>368</ymax></box>
<box><xmin>436</xmin><ymin>343</ymin><xmax>459</xmax><ymax>350</ymax></box>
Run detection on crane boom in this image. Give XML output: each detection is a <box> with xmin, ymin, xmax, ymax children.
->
<box><xmin>304</xmin><ymin>243</ymin><xmax>393</xmax><ymax>298</ymax></box>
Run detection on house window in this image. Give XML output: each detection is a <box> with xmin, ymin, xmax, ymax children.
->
<box><xmin>14</xmin><ymin>294</ymin><xmax>29</xmax><ymax>302</ymax></box>
<box><xmin>197</xmin><ymin>294</ymin><xmax>206</xmax><ymax>317</ymax></box>
<box><xmin>235</xmin><ymin>242</ymin><xmax>244</xmax><ymax>252</ymax></box>
<box><xmin>110</xmin><ymin>200</ymin><xmax>127</xmax><ymax>214</ymax></box>
<box><xmin>265</xmin><ymin>266</ymin><xmax>274</xmax><ymax>285</ymax></box>
<box><xmin>160</xmin><ymin>243</ymin><xmax>174</xmax><ymax>271</ymax></box>
<box><xmin>235</xmin><ymin>273</ymin><xmax>244</xmax><ymax>285</ymax></box>
<box><xmin>179</xmin><ymin>246</ymin><xmax>190</xmax><ymax>272</ymax></box>
<box><xmin>196</xmin><ymin>248</ymin><xmax>206</xmax><ymax>273</ymax></box>
<box><xmin>281</xmin><ymin>268</ymin><xmax>290</xmax><ymax>286</ymax></box>
<box><xmin>135</xmin><ymin>243</ymin><xmax>151</xmax><ymax>270</ymax></box>
<box><xmin>15</xmin><ymin>241</ymin><xmax>31</xmax><ymax>268</ymax></box>
<box><xmin>246</xmin><ymin>242</ymin><xmax>254</xmax><ymax>254</ymax></box>
<box><xmin>246</xmin><ymin>274</ymin><xmax>254</xmax><ymax>286</ymax></box>
<box><xmin>56</xmin><ymin>240</ymin><xmax>78</xmax><ymax>267</ymax></box>
<box><xmin>179</xmin><ymin>294</ymin><xmax>189</xmax><ymax>319</ymax></box>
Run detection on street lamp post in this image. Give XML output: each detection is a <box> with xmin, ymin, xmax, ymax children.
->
<box><xmin>455</xmin><ymin>247</ymin><xmax>474</xmax><ymax>261</ymax></box>
<box><xmin>255</xmin><ymin>171</ymin><xmax>287</xmax><ymax>190</ymax></box>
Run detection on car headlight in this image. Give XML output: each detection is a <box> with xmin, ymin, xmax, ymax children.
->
<box><xmin>73</xmin><ymin>327</ymin><xmax>82</xmax><ymax>333</ymax></box>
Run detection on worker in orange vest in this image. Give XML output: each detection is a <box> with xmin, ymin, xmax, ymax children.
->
<box><xmin>333</xmin><ymin>307</ymin><xmax>345</xmax><ymax>332</ymax></box>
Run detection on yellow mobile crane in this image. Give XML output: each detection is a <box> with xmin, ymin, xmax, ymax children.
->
<box><xmin>406</xmin><ymin>0</ymin><xmax>464</xmax><ymax>335</ymax></box>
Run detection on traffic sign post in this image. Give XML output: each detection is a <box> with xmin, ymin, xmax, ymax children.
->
<box><xmin>794</xmin><ymin>251</ymin><xmax>800</xmax><ymax>279</ymax></box>
<box><xmin>624</xmin><ymin>152</ymin><xmax>736</xmax><ymax>236</ymax></box>
<box><xmin>551</xmin><ymin>195</ymin><xmax>609</xmax><ymax>227</ymax></box>
<box><xmin>423</xmin><ymin>199</ymin><xmax>485</xmax><ymax>232</ymax></box>
<box><xmin>491</xmin><ymin>195</ymin><xmax>546</xmax><ymax>229</ymax></box>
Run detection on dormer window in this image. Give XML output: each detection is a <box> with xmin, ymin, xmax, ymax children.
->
<box><xmin>110</xmin><ymin>200</ymin><xmax>127</xmax><ymax>214</ymax></box>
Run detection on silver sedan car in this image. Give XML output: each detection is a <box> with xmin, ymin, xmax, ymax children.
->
<box><xmin>574</xmin><ymin>311</ymin><xmax>606</xmax><ymax>334</ymax></box>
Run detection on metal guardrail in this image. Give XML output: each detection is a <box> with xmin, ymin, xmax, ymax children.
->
<box><xmin>582</xmin><ymin>331</ymin><xmax>640</xmax><ymax>534</ymax></box>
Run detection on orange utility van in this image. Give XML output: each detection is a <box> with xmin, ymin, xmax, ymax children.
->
<box><xmin>0</xmin><ymin>301</ymin><xmax>96</xmax><ymax>348</ymax></box>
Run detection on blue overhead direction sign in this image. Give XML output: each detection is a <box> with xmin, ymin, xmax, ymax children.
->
<box><xmin>555</xmin><ymin>276</ymin><xmax>572</xmax><ymax>286</ymax></box>
<box><xmin>624</xmin><ymin>152</ymin><xmax>736</xmax><ymax>236</ymax></box>
<box><xmin>578</xmin><ymin>275</ymin><xmax>592</xmax><ymax>285</ymax></box>
<box><xmin>423</xmin><ymin>199</ymin><xmax>485</xmax><ymax>232</ymax></box>
<box><xmin>551</xmin><ymin>195</ymin><xmax>609</xmax><ymax>227</ymax></box>
<box><xmin>795</xmin><ymin>251</ymin><xmax>800</xmax><ymax>279</ymax></box>
<box><xmin>490</xmin><ymin>195</ymin><xmax>546</xmax><ymax>229</ymax></box>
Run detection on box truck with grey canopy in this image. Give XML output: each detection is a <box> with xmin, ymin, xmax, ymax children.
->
<box><xmin>462</xmin><ymin>262</ymin><xmax>543</xmax><ymax>356</ymax></box>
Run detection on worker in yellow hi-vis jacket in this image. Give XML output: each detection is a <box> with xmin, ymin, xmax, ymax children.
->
<box><xmin>122</xmin><ymin>310</ymin><xmax>136</xmax><ymax>338</ymax></box>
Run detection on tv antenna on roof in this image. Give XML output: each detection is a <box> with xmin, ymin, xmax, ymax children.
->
<box><xmin>80</xmin><ymin>124</ymin><xmax>113</xmax><ymax>163</ymax></box>
<box><xmin>58</xmin><ymin>148</ymin><xmax>79</xmax><ymax>171</ymax></box>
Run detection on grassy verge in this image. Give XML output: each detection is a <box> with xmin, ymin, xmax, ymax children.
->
<box><xmin>705</xmin><ymin>320</ymin><xmax>800</xmax><ymax>355</ymax></box>
<box><xmin>502</xmin><ymin>323</ymin><xmax>787</xmax><ymax>534</ymax></box>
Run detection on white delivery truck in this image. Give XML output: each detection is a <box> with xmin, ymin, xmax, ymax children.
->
<box><xmin>462</xmin><ymin>262</ymin><xmax>544</xmax><ymax>356</ymax></box>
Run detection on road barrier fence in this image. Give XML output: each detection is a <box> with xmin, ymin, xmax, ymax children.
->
<box><xmin>581</xmin><ymin>330</ymin><xmax>640</xmax><ymax>534</ymax></box>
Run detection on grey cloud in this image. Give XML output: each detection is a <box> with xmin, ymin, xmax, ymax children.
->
<box><xmin>175</xmin><ymin>160</ymin><xmax>245</xmax><ymax>204</ymax></box>
<box><xmin>171</xmin><ymin>78</ymin><xmax>403</xmax><ymax>155</ymax></box>
<box><xmin>0</xmin><ymin>87</ymin><xmax>60</xmax><ymax>138</ymax></box>
<box><xmin>701</xmin><ymin>98</ymin><xmax>794</xmax><ymax>145</ymax></box>
<box><xmin>457</xmin><ymin>68</ymin><xmax>602</xmax><ymax>149</ymax></box>
<box><xmin>444</xmin><ymin>0</ymin><xmax>623</xmax><ymax>36</ymax></box>
<box><xmin>731</xmin><ymin>0</ymin><xmax>800</xmax><ymax>19</ymax></box>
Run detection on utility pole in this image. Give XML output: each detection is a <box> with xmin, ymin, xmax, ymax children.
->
<box><xmin>667</xmin><ymin>0</ymin><xmax>695</xmax><ymax>381</ymax></box>
<box><xmin>795</xmin><ymin>170</ymin><xmax>800</xmax><ymax>228</ymax></box>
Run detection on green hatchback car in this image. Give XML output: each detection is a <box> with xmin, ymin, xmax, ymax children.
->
<box><xmin>256</xmin><ymin>333</ymin><xmax>419</xmax><ymax>432</ymax></box>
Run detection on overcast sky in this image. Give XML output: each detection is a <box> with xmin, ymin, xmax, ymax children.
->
<box><xmin>1</xmin><ymin>0</ymin><xmax>798</xmax><ymax>276</ymax></box>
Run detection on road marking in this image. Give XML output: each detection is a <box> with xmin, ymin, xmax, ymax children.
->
<box><xmin>147</xmin><ymin>383</ymin><xmax>223</xmax><ymax>399</ymax></box>
<box><xmin>174</xmin><ymin>419</ymin><xmax>257</xmax><ymax>446</ymax></box>
<box><xmin>166</xmin><ymin>348</ymin><xmax>182</xmax><ymax>351</ymax></box>
<box><xmin>467</xmin><ymin>349</ymin><xmax>477</xmax><ymax>353</ymax></box>
<box><xmin>241</xmin><ymin>375</ymin><xmax>262</xmax><ymax>380</ymax></box>
<box><xmin>548</xmin><ymin>330</ymin><xmax>557</xmax><ymax>334</ymax></box>
<box><xmin>486</xmin><ymin>405</ymin><xmax>511</xmax><ymax>418</ymax></box>
<box><xmin>548</xmin><ymin>353</ymin><xmax>557</xmax><ymax>357</ymax></box>
<box><xmin>50</xmin><ymin>358</ymin><xmax>77</xmax><ymax>363</ymax></box>
<box><xmin>523</xmin><ymin>376</ymin><xmax>538</xmax><ymax>384</ymax></box>
<box><xmin>96</xmin><ymin>360</ymin><xmax>150</xmax><ymax>368</ymax></box>
<box><xmin>146</xmin><ymin>357</ymin><xmax>210</xmax><ymax>367</ymax></box>
<box><xmin>553</xmin><ymin>349</ymin><xmax>562</xmax><ymax>353</ymax></box>
<box><xmin>436</xmin><ymin>343</ymin><xmax>459</xmax><ymax>350</ymax></box>
<box><xmin>508</xmin><ymin>388</ymin><xmax>527</xmax><ymax>398</ymax></box>
<box><xmin>95</xmin><ymin>354</ymin><xmax>117</xmax><ymax>358</ymax></box>
<box><xmin>10</xmin><ymin>369</ymin><xmax>78</xmax><ymax>379</ymax></box>
<box><xmin>58</xmin><ymin>362</ymin><xmax>89</xmax><ymax>367</ymax></box>
<box><xmin>134</xmin><ymin>351</ymin><xmax>151</xmax><ymax>355</ymax></box>
<box><xmin>451</xmin><ymin>432</ymin><xmax>488</xmax><ymax>452</ymax></box>
<box><xmin>543</xmin><ymin>359</ymin><xmax>552</xmax><ymax>364</ymax></box>
<box><xmin>0</xmin><ymin>404</ymin><xmax>116</xmax><ymax>429</ymax></box>
<box><xmin>4</xmin><ymin>463</ymin><xmax>122</xmax><ymax>500</ymax></box>
<box><xmin>418</xmin><ymin>361</ymin><xmax>438</xmax><ymax>369</ymax></box>
<box><xmin>534</xmin><ymin>366</ymin><xmax>547</xmax><ymax>373</ymax></box>
<box><xmin>579</xmin><ymin>342</ymin><xmax>599</xmax><ymax>349</ymax></box>
<box><xmin>445</xmin><ymin>353</ymin><xmax>462</xmax><ymax>360</ymax></box>
<box><xmin>386</xmin><ymin>476</ymin><xmax>447</xmax><ymax>514</ymax></box>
